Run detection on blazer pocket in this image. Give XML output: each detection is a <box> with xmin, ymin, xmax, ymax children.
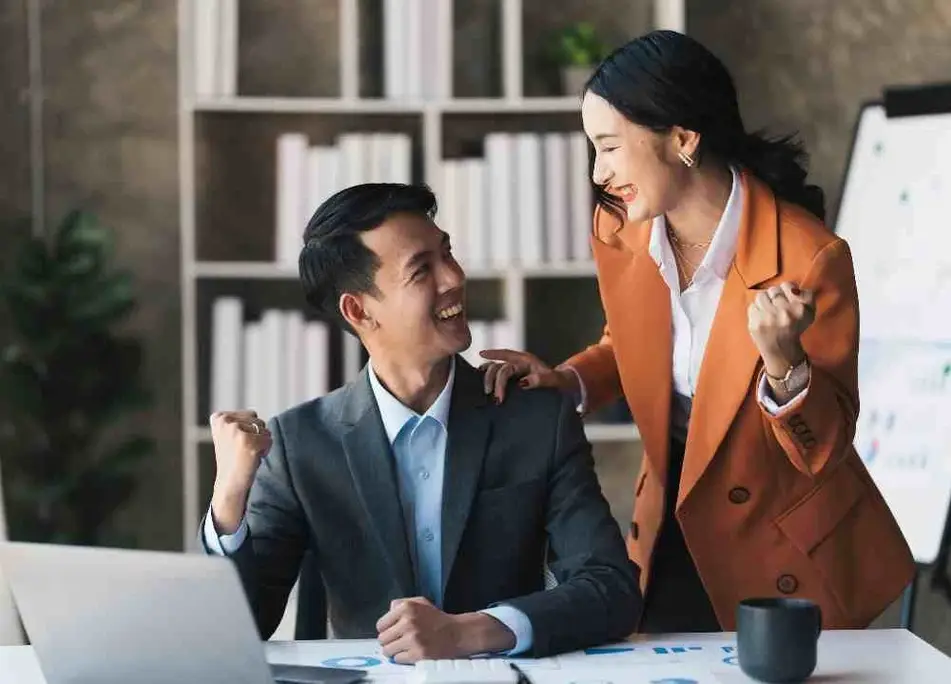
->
<box><xmin>476</xmin><ymin>477</ymin><xmax>546</xmax><ymax>503</ymax></box>
<box><xmin>774</xmin><ymin>461</ymin><xmax>866</xmax><ymax>557</ymax></box>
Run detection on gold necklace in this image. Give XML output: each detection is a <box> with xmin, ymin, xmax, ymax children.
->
<box><xmin>667</xmin><ymin>227</ymin><xmax>712</xmax><ymax>250</ymax></box>
<box><xmin>667</xmin><ymin>229</ymin><xmax>706</xmax><ymax>291</ymax></box>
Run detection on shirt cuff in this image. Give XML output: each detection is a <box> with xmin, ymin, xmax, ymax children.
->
<box><xmin>757</xmin><ymin>373</ymin><xmax>808</xmax><ymax>416</ymax></box>
<box><xmin>203</xmin><ymin>507</ymin><xmax>249</xmax><ymax>556</ymax></box>
<box><xmin>560</xmin><ymin>364</ymin><xmax>587</xmax><ymax>414</ymax></box>
<box><xmin>479</xmin><ymin>605</ymin><xmax>533</xmax><ymax>656</ymax></box>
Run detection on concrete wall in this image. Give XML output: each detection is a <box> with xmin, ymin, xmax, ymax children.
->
<box><xmin>0</xmin><ymin>0</ymin><xmax>181</xmax><ymax>550</ymax></box>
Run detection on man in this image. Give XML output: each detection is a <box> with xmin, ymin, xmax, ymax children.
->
<box><xmin>202</xmin><ymin>183</ymin><xmax>642</xmax><ymax>661</ymax></box>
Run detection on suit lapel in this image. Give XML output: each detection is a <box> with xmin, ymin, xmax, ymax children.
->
<box><xmin>440</xmin><ymin>359</ymin><xmax>491</xmax><ymax>598</ymax></box>
<box><xmin>341</xmin><ymin>370</ymin><xmax>417</xmax><ymax>596</ymax></box>
<box><xmin>678</xmin><ymin>172</ymin><xmax>780</xmax><ymax>508</ymax></box>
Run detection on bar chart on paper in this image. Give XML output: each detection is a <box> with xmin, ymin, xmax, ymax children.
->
<box><xmin>836</xmin><ymin>100</ymin><xmax>951</xmax><ymax>562</ymax></box>
<box><xmin>264</xmin><ymin>638</ymin><xmax>741</xmax><ymax>683</ymax></box>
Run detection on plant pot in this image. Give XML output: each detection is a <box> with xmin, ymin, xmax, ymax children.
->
<box><xmin>561</xmin><ymin>64</ymin><xmax>594</xmax><ymax>96</ymax></box>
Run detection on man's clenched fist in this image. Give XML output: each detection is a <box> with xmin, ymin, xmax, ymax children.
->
<box><xmin>209</xmin><ymin>410</ymin><xmax>271</xmax><ymax>534</ymax></box>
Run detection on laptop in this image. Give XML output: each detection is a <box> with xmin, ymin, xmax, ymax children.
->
<box><xmin>0</xmin><ymin>541</ymin><xmax>365</xmax><ymax>684</ymax></box>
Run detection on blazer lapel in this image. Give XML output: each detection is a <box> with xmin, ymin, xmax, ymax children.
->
<box><xmin>341</xmin><ymin>370</ymin><xmax>417</xmax><ymax>596</ymax></box>
<box><xmin>678</xmin><ymin>172</ymin><xmax>780</xmax><ymax>508</ymax></box>
<box><xmin>440</xmin><ymin>359</ymin><xmax>492</xmax><ymax>598</ymax></box>
<box><xmin>599</xmin><ymin>217</ymin><xmax>673</xmax><ymax>483</ymax></box>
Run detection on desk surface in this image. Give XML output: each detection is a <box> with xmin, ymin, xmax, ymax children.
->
<box><xmin>1</xmin><ymin>629</ymin><xmax>949</xmax><ymax>683</ymax></box>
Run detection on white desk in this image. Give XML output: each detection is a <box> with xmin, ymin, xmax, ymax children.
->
<box><xmin>1</xmin><ymin>629</ymin><xmax>949</xmax><ymax>683</ymax></box>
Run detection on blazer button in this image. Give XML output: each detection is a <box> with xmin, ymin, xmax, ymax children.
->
<box><xmin>630</xmin><ymin>521</ymin><xmax>639</xmax><ymax>540</ymax></box>
<box><xmin>777</xmin><ymin>574</ymin><xmax>799</xmax><ymax>594</ymax></box>
<box><xmin>728</xmin><ymin>486</ymin><xmax>750</xmax><ymax>504</ymax></box>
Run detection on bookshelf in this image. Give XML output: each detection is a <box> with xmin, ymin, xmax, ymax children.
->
<box><xmin>178</xmin><ymin>2</ymin><xmax>682</xmax><ymax>601</ymax></box>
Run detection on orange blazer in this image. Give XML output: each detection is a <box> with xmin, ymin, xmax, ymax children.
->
<box><xmin>565</xmin><ymin>170</ymin><xmax>915</xmax><ymax>630</ymax></box>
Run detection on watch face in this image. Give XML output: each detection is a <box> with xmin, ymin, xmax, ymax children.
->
<box><xmin>788</xmin><ymin>359</ymin><xmax>810</xmax><ymax>390</ymax></box>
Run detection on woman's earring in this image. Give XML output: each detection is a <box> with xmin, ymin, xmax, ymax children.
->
<box><xmin>678</xmin><ymin>150</ymin><xmax>696</xmax><ymax>168</ymax></box>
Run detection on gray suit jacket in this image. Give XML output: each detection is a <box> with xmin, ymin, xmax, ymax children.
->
<box><xmin>201</xmin><ymin>357</ymin><xmax>642</xmax><ymax>657</ymax></box>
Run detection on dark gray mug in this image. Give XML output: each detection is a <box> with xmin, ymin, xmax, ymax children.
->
<box><xmin>736</xmin><ymin>597</ymin><xmax>822</xmax><ymax>682</ymax></box>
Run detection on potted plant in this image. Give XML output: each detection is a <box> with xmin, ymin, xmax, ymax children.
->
<box><xmin>0</xmin><ymin>210</ymin><xmax>154</xmax><ymax>547</ymax></box>
<box><xmin>553</xmin><ymin>22</ymin><xmax>607</xmax><ymax>95</ymax></box>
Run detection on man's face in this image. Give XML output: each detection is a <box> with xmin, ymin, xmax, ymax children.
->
<box><xmin>356</xmin><ymin>212</ymin><xmax>470</xmax><ymax>366</ymax></box>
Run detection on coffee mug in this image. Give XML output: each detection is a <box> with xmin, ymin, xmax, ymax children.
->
<box><xmin>736</xmin><ymin>597</ymin><xmax>822</xmax><ymax>682</ymax></box>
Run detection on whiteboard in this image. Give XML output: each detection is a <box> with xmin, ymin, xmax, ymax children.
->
<box><xmin>835</xmin><ymin>102</ymin><xmax>951</xmax><ymax>563</ymax></box>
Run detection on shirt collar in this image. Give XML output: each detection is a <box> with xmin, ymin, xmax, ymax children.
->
<box><xmin>648</xmin><ymin>164</ymin><xmax>744</xmax><ymax>281</ymax></box>
<box><xmin>367</xmin><ymin>357</ymin><xmax>455</xmax><ymax>445</ymax></box>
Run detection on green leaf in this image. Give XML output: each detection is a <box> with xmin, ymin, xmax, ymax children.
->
<box><xmin>56</xmin><ymin>210</ymin><xmax>114</xmax><ymax>260</ymax></box>
<box><xmin>554</xmin><ymin>22</ymin><xmax>606</xmax><ymax>66</ymax></box>
<box><xmin>0</xmin><ymin>352</ymin><xmax>45</xmax><ymax>418</ymax></box>
<box><xmin>65</xmin><ymin>272</ymin><xmax>136</xmax><ymax>327</ymax></box>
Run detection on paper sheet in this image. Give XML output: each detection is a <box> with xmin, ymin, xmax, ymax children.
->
<box><xmin>265</xmin><ymin>638</ymin><xmax>741</xmax><ymax>683</ymax></box>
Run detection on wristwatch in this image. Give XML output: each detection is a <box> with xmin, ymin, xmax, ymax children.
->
<box><xmin>766</xmin><ymin>357</ymin><xmax>811</xmax><ymax>395</ymax></box>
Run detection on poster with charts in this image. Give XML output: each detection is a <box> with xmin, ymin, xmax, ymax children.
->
<box><xmin>835</xmin><ymin>102</ymin><xmax>951</xmax><ymax>562</ymax></box>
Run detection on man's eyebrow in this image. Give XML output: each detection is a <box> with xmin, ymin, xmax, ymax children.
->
<box><xmin>403</xmin><ymin>249</ymin><xmax>431</xmax><ymax>272</ymax></box>
<box><xmin>403</xmin><ymin>233</ymin><xmax>450</xmax><ymax>272</ymax></box>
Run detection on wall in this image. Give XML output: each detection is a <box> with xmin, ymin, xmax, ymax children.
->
<box><xmin>0</xmin><ymin>0</ymin><xmax>182</xmax><ymax>550</ymax></box>
<box><xmin>688</xmin><ymin>0</ymin><xmax>951</xmax><ymax>219</ymax></box>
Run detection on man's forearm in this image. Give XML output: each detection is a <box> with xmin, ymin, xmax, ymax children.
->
<box><xmin>455</xmin><ymin>612</ymin><xmax>516</xmax><ymax>655</ymax></box>
<box><xmin>210</xmin><ymin>484</ymin><xmax>249</xmax><ymax>535</ymax></box>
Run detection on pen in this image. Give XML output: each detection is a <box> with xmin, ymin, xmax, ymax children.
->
<box><xmin>509</xmin><ymin>662</ymin><xmax>534</xmax><ymax>684</ymax></box>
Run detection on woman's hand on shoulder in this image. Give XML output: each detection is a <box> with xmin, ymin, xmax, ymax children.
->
<box><xmin>478</xmin><ymin>349</ymin><xmax>578</xmax><ymax>403</ymax></box>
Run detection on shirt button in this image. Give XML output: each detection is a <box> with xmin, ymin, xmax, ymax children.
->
<box><xmin>423</xmin><ymin>529</ymin><xmax>435</xmax><ymax>543</ymax></box>
<box><xmin>420</xmin><ymin>469</ymin><xmax>430</xmax><ymax>480</ymax></box>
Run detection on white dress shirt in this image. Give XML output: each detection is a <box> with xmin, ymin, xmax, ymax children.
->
<box><xmin>572</xmin><ymin>165</ymin><xmax>805</xmax><ymax>419</ymax></box>
<box><xmin>204</xmin><ymin>357</ymin><xmax>533</xmax><ymax>654</ymax></box>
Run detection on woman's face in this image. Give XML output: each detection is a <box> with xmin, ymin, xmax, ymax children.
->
<box><xmin>581</xmin><ymin>91</ymin><xmax>695</xmax><ymax>224</ymax></box>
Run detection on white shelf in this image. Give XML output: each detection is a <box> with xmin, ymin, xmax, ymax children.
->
<box><xmin>192</xmin><ymin>261</ymin><xmax>298</xmax><ymax>279</ymax></box>
<box><xmin>192</xmin><ymin>261</ymin><xmax>598</xmax><ymax>280</ymax></box>
<box><xmin>190</xmin><ymin>422</ymin><xmax>638</xmax><ymax>445</ymax></box>
<box><xmin>191</xmin><ymin>96</ymin><xmax>581</xmax><ymax>115</ymax></box>
<box><xmin>518</xmin><ymin>262</ymin><xmax>598</xmax><ymax>278</ymax></box>
<box><xmin>443</xmin><ymin>97</ymin><xmax>581</xmax><ymax>114</ymax></box>
<box><xmin>584</xmin><ymin>423</ymin><xmax>641</xmax><ymax>443</ymax></box>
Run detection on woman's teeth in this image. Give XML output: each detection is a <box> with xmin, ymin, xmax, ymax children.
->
<box><xmin>436</xmin><ymin>303</ymin><xmax>463</xmax><ymax>320</ymax></box>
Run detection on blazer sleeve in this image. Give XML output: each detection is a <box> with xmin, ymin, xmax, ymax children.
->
<box><xmin>499</xmin><ymin>393</ymin><xmax>643</xmax><ymax>656</ymax></box>
<box><xmin>198</xmin><ymin>416</ymin><xmax>310</xmax><ymax>639</ymax></box>
<box><xmin>758</xmin><ymin>238</ymin><xmax>860</xmax><ymax>477</ymax></box>
<box><xmin>559</xmin><ymin>324</ymin><xmax>624</xmax><ymax>414</ymax></box>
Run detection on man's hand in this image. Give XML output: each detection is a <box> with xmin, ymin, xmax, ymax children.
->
<box><xmin>209</xmin><ymin>410</ymin><xmax>272</xmax><ymax>534</ymax></box>
<box><xmin>376</xmin><ymin>598</ymin><xmax>515</xmax><ymax>663</ymax></box>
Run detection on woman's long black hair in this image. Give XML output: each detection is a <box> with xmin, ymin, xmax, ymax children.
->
<box><xmin>585</xmin><ymin>30</ymin><xmax>825</xmax><ymax>222</ymax></box>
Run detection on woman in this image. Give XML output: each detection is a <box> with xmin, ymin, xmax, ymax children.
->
<box><xmin>481</xmin><ymin>30</ymin><xmax>914</xmax><ymax>632</ymax></box>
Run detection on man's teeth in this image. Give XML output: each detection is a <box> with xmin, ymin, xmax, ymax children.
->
<box><xmin>436</xmin><ymin>303</ymin><xmax>463</xmax><ymax>320</ymax></box>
